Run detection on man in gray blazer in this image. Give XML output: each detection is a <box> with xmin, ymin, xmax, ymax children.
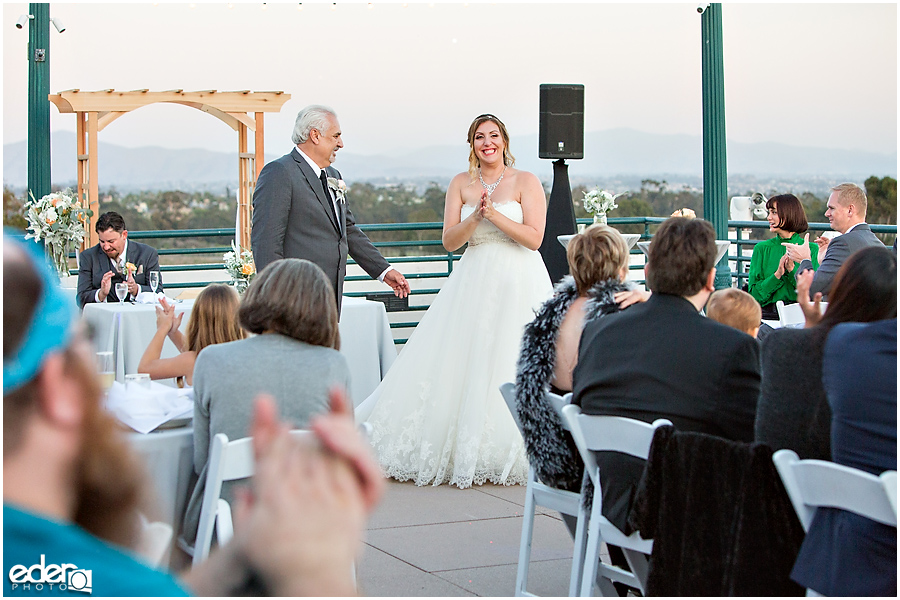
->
<box><xmin>76</xmin><ymin>211</ymin><xmax>162</xmax><ymax>308</ymax></box>
<box><xmin>251</xmin><ymin>105</ymin><xmax>409</xmax><ymax>313</ymax></box>
<box><xmin>785</xmin><ymin>182</ymin><xmax>883</xmax><ymax>298</ymax></box>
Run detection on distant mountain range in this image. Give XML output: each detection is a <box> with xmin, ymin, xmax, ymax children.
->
<box><xmin>3</xmin><ymin>128</ymin><xmax>895</xmax><ymax>195</ymax></box>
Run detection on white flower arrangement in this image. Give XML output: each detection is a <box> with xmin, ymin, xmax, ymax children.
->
<box><xmin>327</xmin><ymin>177</ymin><xmax>348</xmax><ymax>204</ymax></box>
<box><xmin>24</xmin><ymin>189</ymin><xmax>93</xmax><ymax>278</ymax></box>
<box><xmin>671</xmin><ymin>208</ymin><xmax>697</xmax><ymax>219</ymax></box>
<box><xmin>223</xmin><ymin>241</ymin><xmax>256</xmax><ymax>292</ymax></box>
<box><xmin>582</xmin><ymin>188</ymin><xmax>625</xmax><ymax>217</ymax></box>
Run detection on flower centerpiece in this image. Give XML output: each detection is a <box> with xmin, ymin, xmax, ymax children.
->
<box><xmin>582</xmin><ymin>188</ymin><xmax>625</xmax><ymax>226</ymax></box>
<box><xmin>24</xmin><ymin>189</ymin><xmax>93</xmax><ymax>280</ymax></box>
<box><xmin>670</xmin><ymin>208</ymin><xmax>697</xmax><ymax>219</ymax></box>
<box><xmin>223</xmin><ymin>241</ymin><xmax>256</xmax><ymax>294</ymax></box>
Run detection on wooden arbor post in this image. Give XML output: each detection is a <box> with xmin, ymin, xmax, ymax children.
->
<box><xmin>48</xmin><ymin>89</ymin><xmax>291</xmax><ymax>249</ymax></box>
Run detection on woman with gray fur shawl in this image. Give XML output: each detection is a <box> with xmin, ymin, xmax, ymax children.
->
<box><xmin>514</xmin><ymin>226</ymin><xmax>643</xmax><ymax>492</ymax></box>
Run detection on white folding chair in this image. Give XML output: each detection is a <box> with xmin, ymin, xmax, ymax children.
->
<box><xmin>772</xmin><ymin>449</ymin><xmax>897</xmax><ymax>532</ymax></box>
<box><xmin>776</xmin><ymin>300</ymin><xmax>828</xmax><ymax>328</ymax></box>
<box><xmin>561</xmin><ymin>404</ymin><xmax>671</xmax><ymax>597</ymax></box>
<box><xmin>499</xmin><ymin>382</ymin><xmax>585</xmax><ymax>597</ymax></box>
<box><xmin>192</xmin><ymin>429</ymin><xmax>314</xmax><ymax>566</ymax></box>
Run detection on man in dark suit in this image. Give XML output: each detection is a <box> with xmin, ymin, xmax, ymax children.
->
<box><xmin>251</xmin><ymin>105</ymin><xmax>409</xmax><ymax>313</ymax></box>
<box><xmin>785</xmin><ymin>182</ymin><xmax>883</xmax><ymax>299</ymax></box>
<box><xmin>76</xmin><ymin>212</ymin><xmax>162</xmax><ymax>308</ymax></box>
<box><xmin>572</xmin><ymin>217</ymin><xmax>760</xmax><ymax>533</ymax></box>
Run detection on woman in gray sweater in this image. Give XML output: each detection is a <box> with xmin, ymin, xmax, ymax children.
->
<box><xmin>181</xmin><ymin>258</ymin><xmax>350</xmax><ymax>547</ymax></box>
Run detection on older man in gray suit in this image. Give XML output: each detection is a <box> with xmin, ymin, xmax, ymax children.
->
<box><xmin>251</xmin><ymin>105</ymin><xmax>409</xmax><ymax>312</ymax></box>
<box><xmin>785</xmin><ymin>182</ymin><xmax>883</xmax><ymax>299</ymax></box>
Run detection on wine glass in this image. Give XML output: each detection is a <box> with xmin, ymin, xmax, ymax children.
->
<box><xmin>95</xmin><ymin>351</ymin><xmax>115</xmax><ymax>391</ymax></box>
<box><xmin>115</xmin><ymin>282</ymin><xmax>128</xmax><ymax>304</ymax></box>
<box><xmin>149</xmin><ymin>271</ymin><xmax>160</xmax><ymax>294</ymax></box>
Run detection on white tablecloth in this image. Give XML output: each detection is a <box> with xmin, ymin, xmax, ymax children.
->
<box><xmin>84</xmin><ymin>296</ymin><xmax>396</xmax><ymax>406</ymax></box>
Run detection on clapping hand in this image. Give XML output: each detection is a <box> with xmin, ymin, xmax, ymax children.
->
<box><xmin>480</xmin><ymin>191</ymin><xmax>496</xmax><ymax>222</ymax></box>
<box><xmin>156</xmin><ymin>297</ymin><xmax>183</xmax><ymax>334</ymax></box>
<box><xmin>774</xmin><ymin>253</ymin><xmax>794</xmax><ymax>279</ymax></box>
<box><xmin>784</xmin><ymin>233</ymin><xmax>812</xmax><ymax>263</ymax></box>
<box><xmin>814</xmin><ymin>235</ymin><xmax>830</xmax><ymax>254</ymax></box>
<box><xmin>226</xmin><ymin>390</ymin><xmax>380</xmax><ymax>596</ymax></box>
<box><xmin>100</xmin><ymin>270</ymin><xmax>115</xmax><ymax>301</ymax></box>
<box><xmin>795</xmin><ymin>269</ymin><xmax>823</xmax><ymax>327</ymax></box>
<box><xmin>126</xmin><ymin>271</ymin><xmax>140</xmax><ymax>297</ymax></box>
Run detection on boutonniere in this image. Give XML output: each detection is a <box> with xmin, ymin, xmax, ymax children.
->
<box><xmin>327</xmin><ymin>177</ymin><xmax>348</xmax><ymax>204</ymax></box>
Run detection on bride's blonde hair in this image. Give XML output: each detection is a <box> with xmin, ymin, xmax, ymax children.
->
<box><xmin>467</xmin><ymin>114</ymin><xmax>515</xmax><ymax>181</ymax></box>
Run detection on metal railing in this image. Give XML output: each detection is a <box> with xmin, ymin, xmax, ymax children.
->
<box><xmin>36</xmin><ymin>217</ymin><xmax>897</xmax><ymax>344</ymax></box>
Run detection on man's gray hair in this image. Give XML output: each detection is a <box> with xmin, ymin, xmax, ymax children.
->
<box><xmin>292</xmin><ymin>105</ymin><xmax>337</xmax><ymax>145</ymax></box>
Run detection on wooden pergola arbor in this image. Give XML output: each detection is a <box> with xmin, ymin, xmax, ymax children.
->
<box><xmin>48</xmin><ymin>89</ymin><xmax>291</xmax><ymax>249</ymax></box>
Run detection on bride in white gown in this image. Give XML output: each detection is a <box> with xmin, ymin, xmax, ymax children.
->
<box><xmin>356</xmin><ymin>114</ymin><xmax>553</xmax><ymax>488</ymax></box>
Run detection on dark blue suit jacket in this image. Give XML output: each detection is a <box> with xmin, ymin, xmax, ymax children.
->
<box><xmin>790</xmin><ymin>319</ymin><xmax>897</xmax><ymax>596</ymax></box>
<box><xmin>76</xmin><ymin>240</ymin><xmax>162</xmax><ymax>308</ymax></box>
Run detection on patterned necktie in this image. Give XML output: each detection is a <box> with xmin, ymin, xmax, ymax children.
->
<box><xmin>320</xmin><ymin>170</ymin><xmax>340</xmax><ymax>230</ymax></box>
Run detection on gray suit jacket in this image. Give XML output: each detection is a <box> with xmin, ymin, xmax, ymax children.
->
<box><xmin>250</xmin><ymin>149</ymin><xmax>390</xmax><ymax>312</ymax></box>
<box><xmin>798</xmin><ymin>223</ymin><xmax>883</xmax><ymax>298</ymax></box>
<box><xmin>76</xmin><ymin>240</ymin><xmax>162</xmax><ymax>308</ymax></box>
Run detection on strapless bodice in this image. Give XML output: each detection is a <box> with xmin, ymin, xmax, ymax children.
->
<box><xmin>461</xmin><ymin>201</ymin><xmax>523</xmax><ymax>246</ymax></box>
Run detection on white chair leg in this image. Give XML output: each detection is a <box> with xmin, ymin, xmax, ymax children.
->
<box><xmin>579</xmin><ymin>503</ymin><xmax>604</xmax><ymax>597</ymax></box>
<box><xmin>515</xmin><ymin>476</ymin><xmax>538</xmax><ymax>596</ymax></box>
<box><xmin>622</xmin><ymin>548</ymin><xmax>649</xmax><ymax>595</ymax></box>
<box><xmin>569</xmin><ymin>503</ymin><xmax>588</xmax><ymax>597</ymax></box>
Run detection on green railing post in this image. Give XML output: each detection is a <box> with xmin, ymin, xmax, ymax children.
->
<box><xmin>701</xmin><ymin>3</ymin><xmax>731</xmax><ymax>289</ymax></box>
<box><xmin>27</xmin><ymin>3</ymin><xmax>51</xmax><ymax>202</ymax></box>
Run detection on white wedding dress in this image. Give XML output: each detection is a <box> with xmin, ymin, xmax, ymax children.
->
<box><xmin>357</xmin><ymin>201</ymin><xmax>553</xmax><ymax>488</ymax></box>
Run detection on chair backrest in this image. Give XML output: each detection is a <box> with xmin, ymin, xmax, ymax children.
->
<box><xmin>776</xmin><ymin>300</ymin><xmax>828</xmax><ymax>328</ymax></box>
<box><xmin>561</xmin><ymin>404</ymin><xmax>671</xmax><ymax>490</ymax></box>
<box><xmin>772</xmin><ymin>449</ymin><xmax>897</xmax><ymax>532</ymax></box>
<box><xmin>499</xmin><ymin>382</ymin><xmax>571</xmax><ymax>434</ymax></box>
<box><xmin>193</xmin><ymin>429</ymin><xmax>314</xmax><ymax>565</ymax></box>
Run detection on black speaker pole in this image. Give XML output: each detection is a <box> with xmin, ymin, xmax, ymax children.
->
<box><xmin>539</xmin><ymin>159</ymin><xmax>577</xmax><ymax>285</ymax></box>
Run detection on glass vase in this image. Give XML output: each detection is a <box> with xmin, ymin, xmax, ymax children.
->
<box><xmin>47</xmin><ymin>241</ymin><xmax>71</xmax><ymax>281</ymax></box>
<box><xmin>233</xmin><ymin>278</ymin><xmax>250</xmax><ymax>295</ymax></box>
<box><xmin>593</xmin><ymin>213</ymin><xmax>608</xmax><ymax>226</ymax></box>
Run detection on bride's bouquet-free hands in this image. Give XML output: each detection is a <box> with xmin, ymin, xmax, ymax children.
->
<box><xmin>479</xmin><ymin>191</ymin><xmax>495</xmax><ymax>222</ymax></box>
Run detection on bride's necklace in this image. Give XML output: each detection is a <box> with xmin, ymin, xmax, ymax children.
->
<box><xmin>479</xmin><ymin>165</ymin><xmax>507</xmax><ymax>197</ymax></box>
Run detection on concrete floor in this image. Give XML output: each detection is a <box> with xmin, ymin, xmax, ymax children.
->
<box><xmin>357</xmin><ymin>479</ymin><xmax>592</xmax><ymax>597</ymax></box>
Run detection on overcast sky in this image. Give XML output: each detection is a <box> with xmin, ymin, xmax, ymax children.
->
<box><xmin>3</xmin><ymin>1</ymin><xmax>897</xmax><ymax>160</ymax></box>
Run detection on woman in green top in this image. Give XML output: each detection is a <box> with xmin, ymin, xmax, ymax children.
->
<box><xmin>748</xmin><ymin>193</ymin><xmax>819</xmax><ymax>320</ymax></box>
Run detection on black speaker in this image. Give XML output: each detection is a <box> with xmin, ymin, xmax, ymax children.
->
<box><xmin>539</xmin><ymin>84</ymin><xmax>584</xmax><ymax>160</ymax></box>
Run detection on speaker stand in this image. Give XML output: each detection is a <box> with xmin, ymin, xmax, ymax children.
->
<box><xmin>538</xmin><ymin>159</ymin><xmax>577</xmax><ymax>285</ymax></box>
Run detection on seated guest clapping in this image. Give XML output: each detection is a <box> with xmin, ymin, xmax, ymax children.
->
<box><xmin>515</xmin><ymin>225</ymin><xmax>635</xmax><ymax>492</ymax></box>
<box><xmin>3</xmin><ymin>236</ymin><xmax>383</xmax><ymax>596</ymax></box>
<box><xmin>706</xmin><ymin>287</ymin><xmax>762</xmax><ymax>338</ymax></box>
<box><xmin>755</xmin><ymin>246</ymin><xmax>897</xmax><ymax>460</ymax></box>
<box><xmin>137</xmin><ymin>284</ymin><xmax>246</xmax><ymax>387</ymax></box>
<box><xmin>76</xmin><ymin>211</ymin><xmax>162</xmax><ymax>307</ymax></box>
<box><xmin>181</xmin><ymin>258</ymin><xmax>351</xmax><ymax>548</ymax></box>
<box><xmin>747</xmin><ymin>194</ymin><xmax>818</xmax><ymax>320</ymax></box>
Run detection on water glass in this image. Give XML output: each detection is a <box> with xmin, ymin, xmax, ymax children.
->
<box><xmin>95</xmin><ymin>351</ymin><xmax>114</xmax><ymax>390</ymax></box>
<box><xmin>115</xmin><ymin>282</ymin><xmax>128</xmax><ymax>304</ymax></box>
<box><xmin>149</xmin><ymin>271</ymin><xmax>159</xmax><ymax>294</ymax></box>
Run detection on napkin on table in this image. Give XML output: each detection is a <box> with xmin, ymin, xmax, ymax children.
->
<box><xmin>106</xmin><ymin>381</ymin><xmax>193</xmax><ymax>434</ymax></box>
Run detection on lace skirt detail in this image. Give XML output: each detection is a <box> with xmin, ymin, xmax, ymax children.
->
<box><xmin>364</xmin><ymin>238</ymin><xmax>552</xmax><ymax>488</ymax></box>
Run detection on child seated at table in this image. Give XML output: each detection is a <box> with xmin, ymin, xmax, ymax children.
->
<box><xmin>706</xmin><ymin>288</ymin><xmax>762</xmax><ymax>338</ymax></box>
<box><xmin>137</xmin><ymin>283</ymin><xmax>245</xmax><ymax>387</ymax></box>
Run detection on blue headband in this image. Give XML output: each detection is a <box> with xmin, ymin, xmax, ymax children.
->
<box><xmin>3</xmin><ymin>233</ymin><xmax>76</xmax><ymax>394</ymax></box>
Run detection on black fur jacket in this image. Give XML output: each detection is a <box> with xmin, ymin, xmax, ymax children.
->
<box><xmin>515</xmin><ymin>276</ymin><xmax>633</xmax><ymax>493</ymax></box>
